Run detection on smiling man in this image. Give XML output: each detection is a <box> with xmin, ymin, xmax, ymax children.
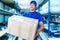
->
<box><xmin>23</xmin><ymin>1</ymin><xmax>44</xmax><ymax>40</ymax></box>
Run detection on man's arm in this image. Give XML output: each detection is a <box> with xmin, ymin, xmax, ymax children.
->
<box><xmin>38</xmin><ymin>21</ymin><xmax>44</xmax><ymax>32</ymax></box>
<box><xmin>35</xmin><ymin>21</ymin><xmax>44</xmax><ymax>37</ymax></box>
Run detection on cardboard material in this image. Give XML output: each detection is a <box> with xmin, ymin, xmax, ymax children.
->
<box><xmin>7</xmin><ymin>15</ymin><xmax>38</xmax><ymax>40</ymax></box>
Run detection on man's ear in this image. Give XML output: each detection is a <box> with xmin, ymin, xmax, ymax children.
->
<box><xmin>35</xmin><ymin>6</ymin><xmax>37</xmax><ymax>10</ymax></box>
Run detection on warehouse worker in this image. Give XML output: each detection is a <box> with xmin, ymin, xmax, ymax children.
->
<box><xmin>23</xmin><ymin>1</ymin><xmax>44</xmax><ymax>40</ymax></box>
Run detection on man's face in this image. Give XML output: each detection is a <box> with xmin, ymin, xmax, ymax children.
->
<box><xmin>30</xmin><ymin>3</ymin><xmax>36</xmax><ymax>10</ymax></box>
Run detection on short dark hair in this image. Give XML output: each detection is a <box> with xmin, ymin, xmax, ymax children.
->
<box><xmin>30</xmin><ymin>1</ymin><xmax>37</xmax><ymax>6</ymax></box>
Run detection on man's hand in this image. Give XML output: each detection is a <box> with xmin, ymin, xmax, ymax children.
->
<box><xmin>35</xmin><ymin>30</ymin><xmax>40</xmax><ymax>37</ymax></box>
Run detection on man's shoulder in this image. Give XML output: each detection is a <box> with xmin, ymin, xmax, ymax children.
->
<box><xmin>35</xmin><ymin>12</ymin><xmax>42</xmax><ymax>16</ymax></box>
<box><xmin>24</xmin><ymin>12</ymin><xmax>30</xmax><ymax>14</ymax></box>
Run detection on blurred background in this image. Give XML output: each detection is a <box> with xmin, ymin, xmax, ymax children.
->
<box><xmin>0</xmin><ymin>0</ymin><xmax>60</xmax><ymax>40</ymax></box>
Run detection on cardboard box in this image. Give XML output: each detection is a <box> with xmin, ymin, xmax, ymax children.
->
<box><xmin>7</xmin><ymin>15</ymin><xmax>38</xmax><ymax>40</ymax></box>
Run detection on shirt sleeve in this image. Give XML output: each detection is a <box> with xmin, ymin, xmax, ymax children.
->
<box><xmin>23</xmin><ymin>12</ymin><xmax>27</xmax><ymax>16</ymax></box>
<box><xmin>38</xmin><ymin>13</ymin><xmax>44</xmax><ymax>23</ymax></box>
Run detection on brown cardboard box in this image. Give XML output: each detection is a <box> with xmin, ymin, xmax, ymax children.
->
<box><xmin>7</xmin><ymin>15</ymin><xmax>38</xmax><ymax>40</ymax></box>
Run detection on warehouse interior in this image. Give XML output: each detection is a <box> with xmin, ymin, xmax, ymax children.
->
<box><xmin>0</xmin><ymin>0</ymin><xmax>60</xmax><ymax>40</ymax></box>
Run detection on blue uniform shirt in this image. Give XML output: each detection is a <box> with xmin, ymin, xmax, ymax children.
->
<box><xmin>23</xmin><ymin>11</ymin><xmax>44</xmax><ymax>30</ymax></box>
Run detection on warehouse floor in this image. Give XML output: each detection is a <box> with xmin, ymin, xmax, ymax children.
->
<box><xmin>0</xmin><ymin>31</ymin><xmax>48</xmax><ymax>40</ymax></box>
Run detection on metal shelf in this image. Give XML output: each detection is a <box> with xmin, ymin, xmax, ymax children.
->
<box><xmin>0</xmin><ymin>8</ymin><xmax>17</xmax><ymax>16</ymax></box>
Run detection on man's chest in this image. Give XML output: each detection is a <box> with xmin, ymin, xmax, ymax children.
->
<box><xmin>26</xmin><ymin>13</ymin><xmax>39</xmax><ymax>19</ymax></box>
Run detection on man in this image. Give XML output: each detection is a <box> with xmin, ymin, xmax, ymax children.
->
<box><xmin>23</xmin><ymin>1</ymin><xmax>44</xmax><ymax>40</ymax></box>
